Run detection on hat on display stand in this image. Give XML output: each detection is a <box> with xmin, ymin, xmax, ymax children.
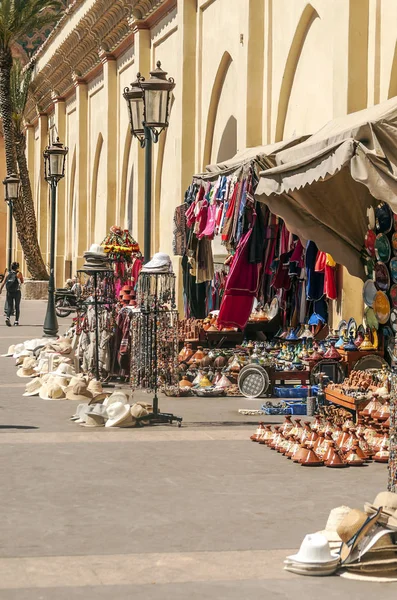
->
<box><xmin>141</xmin><ymin>252</ymin><xmax>173</xmax><ymax>274</ymax></box>
<box><xmin>82</xmin><ymin>243</ymin><xmax>111</xmax><ymax>271</ymax></box>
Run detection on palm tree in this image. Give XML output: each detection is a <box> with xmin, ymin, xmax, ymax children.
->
<box><xmin>0</xmin><ymin>0</ymin><xmax>63</xmax><ymax>279</ymax></box>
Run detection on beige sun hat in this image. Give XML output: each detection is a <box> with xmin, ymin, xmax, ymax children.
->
<box><xmin>387</xmin><ymin>509</ymin><xmax>397</xmax><ymax>531</ymax></box>
<box><xmin>17</xmin><ymin>357</ymin><xmax>39</xmax><ymax>378</ymax></box>
<box><xmin>40</xmin><ymin>383</ymin><xmax>66</xmax><ymax>401</ymax></box>
<box><xmin>34</xmin><ymin>357</ymin><xmax>49</xmax><ymax>374</ymax></box>
<box><xmin>15</xmin><ymin>351</ymin><xmax>32</xmax><ymax>366</ymax></box>
<box><xmin>50</xmin><ymin>363</ymin><xmax>76</xmax><ymax>379</ymax></box>
<box><xmin>23</xmin><ymin>378</ymin><xmax>43</xmax><ymax>397</ymax></box>
<box><xmin>65</xmin><ymin>375</ymin><xmax>86</xmax><ymax>392</ymax></box>
<box><xmin>53</xmin><ymin>376</ymin><xmax>69</xmax><ymax>390</ymax></box>
<box><xmin>70</xmin><ymin>404</ymin><xmax>91</xmax><ymax>422</ymax></box>
<box><xmin>130</xmin><ymin>403</ymin><xmax>150</xmax><ymax>425</ymax></box>
<box><xmin>364</xmin><ymin>491</ymin><xmax>397</xmax><ymax>524</ymax></box>
<box><xmin>66</xmin><ymin>381</ymin><xmax>93</xmax><ymax>401</ymax></box>
<box><xmin>105</xmin><ymin>402</ymin><xmax>133</xmax><ymax>427</ymax></box>
<box><xmin>81</xmin><ymin>414</ymin><xmax>105</xmax><ymax>428</ymax></box>
<box><xmin>1</xmin><ymin>344</ymin><xmax>15</xmax><ymax>357</ymax></box>
<box><xmin>11</xmin><ymin>343</ymin><xmax>24</xmax><ymax>357</ymax></box>
<box><xmin>41</xmin><ymin>373</ymin><xmax>55</xmax><ymax>384</ymax></box>
<box><xmin>103</xmin><ymin>391</ymin><xmax>129</xmax><ymax>407</ymax></box>
<box><xmin>87</xmin><ymin>379</ymin><xmax>109</xmax><ymax>403</ymax></box>
<box><xmin>316</xmin><ymin>506</ymin><xmax>351</xmax><ymax>549</ymax></box>
<box><xmin>337</xmin><ymin>508</ymin><xmax>383</xmax><ymax>563</ymax></box>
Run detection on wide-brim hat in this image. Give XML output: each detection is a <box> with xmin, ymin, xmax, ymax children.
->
<box><xmin>316</xmin><ymin>506</ymin><xmax>352</xmax><ymax>545</ymax></box>
<box><xmin>23</xmin><ymin>378</ymin><xmax>43</xmax><ymax>397</ymax></box>
<box><xmin>141</xmin><ymin>252</ymin><xmax>172</xmax><ymax>273</ymax></box>
<box><xmin>15</xmin><ymin>351</ymin><xmax>33</xmax><ymax>365</ymax></box>
<box><xmin>1</xmin><ymin>344</ymin><xmax>16</xmax><ymax>357</ymax></box>
<box><xmin>103</xmin><ymin>391</ymin><xmax>129</xmax><ymax>407</ymax></box>
<box><xmin>81</xmin><ymin>414</ymin><xmax>105</xmax><ymax>428</ymax></box>
<box><xmin>11</xmin><ymin>343</ymin><xmax>24</xmax><ymax>357</ymax></box>
<box><xmin>130</xmin><ymin>403</ymin><xmax>150</xmax><ymax>424</ymax></box>
<box><xmin>105</xmin><ymin>402</ymin><xmax>132</xmax><ymax>427</ymax></box>
<box><xmin>82</xmin><ymin>263</ymin><xmax>111</xmax><ymax>272</ymax></box>
<box><xmin>387</xmin><ymin>509</ymin><xmax>397</xmax><ymax>530</ymax></box>
<box><xmin>17</xmin><ymin>357</ymin><xmax>39</xmax><ymax>378</ymax></box>
<box><xmin>70</xmin><ymin>403</ymin><xmax>91</xmax><ymax>422</ymax></box>
<box><xmin>66</xmin><ymin>382</ymin><xmax>93</xmax><ymax>401</ymax></box>
<box><xmin>340</xmin><ymin>570</ymin><xmax>397</xmax><ymax>582</ymax></box>
<box><xmin>337</xmin><ymin>508</ymin><xmax>382</xmax><ymax>563</ymax></box>
<box><xmin>49</xmin><ymin>364</ymin><xmax>76</xmax><ymax>378</ymax></box>
<box><xmin>86</xmin><ymin>404</ymin><xmax>108</xmax><ymax>419</ymax></box>
<box><xmin>84</xmin><ymin>243</ymin><xmax>107</xmax><ymax>257</ymax></box>
<box><xmin>364</xmin><ymin>491</ymin><xmax>397</xmax><ymax>522</ymax></box>
<box><xmin>87</xmin><ymin>380</ymin><xmax>109</xmax><ymax>403</ymax></box>
<box><xmin>39</xmin><ymin>384</ymin><xmax>66</xmax><ymax>401</ymax></box>
<box><xmin>24</xmin><ymin>339</ymin><xmax>47</xmax><ymax>352</ymax></box>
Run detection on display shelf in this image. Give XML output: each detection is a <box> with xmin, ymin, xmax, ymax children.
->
<box><xmin>325</xmin><ymin>387</ymin><xmax>368</xmax><ymax>415</ymax></box>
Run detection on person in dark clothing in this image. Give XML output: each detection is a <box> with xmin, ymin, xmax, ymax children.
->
<box><xmin>0</xmin><ymin>262</ymin><xmax>24</xmax><ymax>326</ymax></box>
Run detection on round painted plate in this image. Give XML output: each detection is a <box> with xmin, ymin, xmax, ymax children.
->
<box><xmin>364</xmin><ymin>306</ymin><xmax>379</xmax><ymax>330</ymax></box>
<box><xmin>364</xmin><ymin>230</ymin><xmax>376</xmax><ymax>257</ymax></box>
<box><xmin>337</xmin><ymin>320</ymin><xmax>347</xmax><ymax>337</ymax></box>
<box><xmin>373</xmin><ymin>290</ymin><xmax>391</xmax><ymax>325</ymax></box>
<box><xmin>364</xmin><ymin>257</ymin><xmax>375</xmax><ymax>280</ymax></box>
<box><xmin>391</xmin><ymin>258</ymin><xmax>397</xmax><ymax>283</ymax></box>
<box><xmin>390</xmin><ymin>309</ymin><xmax>397</xmax><ymax>332</ymax></box>
<box><xmin>392</xmin><ymin>233</ymin><xmax>397</xmax><ymax>255</ymax></box>
<box><xmin>367</xmin><ymin>206</ymin><xmax>376</xmax><ymax>230</ymax></box>
<box><xmin>390</xmin><ymin>284</ymin><xmax>397</xmax><ymax>307</ymax></box>
<box><xmin>375</xmin><ymin>261</ymin><xmax>390</xmax><ymax>292</ymax></box>
<box><xmin>375</xmin><ymin>202</ymin><xmax>393</xmax><ymax>233</ymax></box>
<box><xmin>347</xmin><ymin>317</ymin><xmax>357</xmax><ymax>338</ymax></box>
<box><xmin>363</xmin><ymin>280</ymin><xmax>377</xmax><ymax>307</ymax></box>
<box><xmin>268</xmin><ymin>297</ymin><xmax>279</xmax><ymax>321</ymax></box>
<box><xmin>394</xmin><ymin>213</ymin><xmax>397</xmax><ymax>231</ymax></box>
<box><xmin>375</xmin><ymin>233</ymin><xmax>391</xmax><ymax>263</ymax></box>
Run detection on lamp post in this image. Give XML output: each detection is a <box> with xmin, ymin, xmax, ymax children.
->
<box><xmin>3</xmin><ymin>173</ymin><xmax>20</xmax><ymax>270</ymax></box>
<box><xmin>123</xmin><ymin>62</ymin><xmax>175</xmax><ymax>263</ymax></box>
<box><xmin>43</xmin><ymin>138</ymin><xmax>68</xmax><ymax>337</ymax></box>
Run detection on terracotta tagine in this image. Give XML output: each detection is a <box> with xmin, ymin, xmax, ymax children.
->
<box><xmin>259</xmin><ymin>425</ymin><xmax>274</xmax><ymax>445</ymax></box>
<box><xmin>325</xmin><ymin>444</ymin><xmax>348</xmax><ymax>468</ymax></box>
<box><xmin>373</xmin><ymin>443</ymin><xmax>389</xmax><ymax>463</ymax></box>
<box><xmin>311</xmin><ymin>415</ymin><xmax>323</xmax><ymax>432</ymax></box>
<box><xmin>357</xmin><ymin>432</ymin><xmax>373</xmax><ymax>460</ymax></box>
<box><xmin>213</xmin><ymin>354</ymin><xmax>228</xmax><ymax>369</ymax></box>
<box><xmin>374</xmin><ymin>400</ymin><xmax>390</xmax><ymax>421</ymax></box>
<box><xmin>323</xmin><ymin>342</ymin><xmax>342</xmax><ymax>361</ymax></box>
<box><xmin>179</xmin><ymin>378</ymin><xmax>193</xmax><ymax>388</ymax></box>
<box><xmin>292</xmin><ymin>443</ymin><xmax>310</xmax><ymax>464</ymax></box>
<box><xmin>280</xmin><ymin>415</ymin><xmax>294</xmax><ymax>437</ymax></box>
<box><xmin>250</xmin><ymin>422</ymin><xmax>265</xmax><ymax>442</ymax></box>
<box><xmin>362</xmin><ymin>397</ymin><xmax>383</xmax><ymax>418</ymax></box>
<box><xmin>300</xmin><ymin>446</ymin><xmax>324</xmax><ymax>467</ymax></box>
<box><xmin>269</xmin><ymin>428</ymin><xmax>283</xmax><ymax>450</ymax></box>
<box><xmin>345</xmin><ymin>442</ymin><xmax>365</xmax><ymax>466</ymax></box>
<box><xmin>301</xmin><ymin>421</ymin><xmax>318</xmax><ymax>444</ymax></box>
<box><xmin>179</xmin><ymin>342</ymin><xmax>194</xmax><ymax>363</ymax></box>
<box><xmin>287</xmin><ymin>437</ymin><xmax>300</xmax><ymax>459</ymax></box>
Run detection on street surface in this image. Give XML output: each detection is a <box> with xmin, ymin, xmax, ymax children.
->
<box><xmin>0</xmin><ymin>301</ymin><xmax>394</xmax><ymax>599</ymax></box>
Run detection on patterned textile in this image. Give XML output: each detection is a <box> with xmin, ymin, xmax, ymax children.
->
<box><xmin>172</xmin><ymin>204</ymin><xmax>187</xmax><ymax>256</ymax></box>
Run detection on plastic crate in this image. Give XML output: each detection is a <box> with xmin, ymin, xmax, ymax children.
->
<box><xmin>285</xmin><ymin>402</ymin><xmax>307</xmax><ymax>415</ymax></box>
<box><xmin>274</xmin><ymin>387</ymin><xmax>308</xmax><ymax>399</ymax></box>
<box><xmin>262</xmin><ymin>407</ymin><xmax>292</xmax><ymax>415</ymax></box>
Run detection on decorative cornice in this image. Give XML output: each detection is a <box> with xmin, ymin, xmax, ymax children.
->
<box><xmin>131</xmin><ymin>0</ymin><xmax>165</xmax><ymax>21</ymax></box>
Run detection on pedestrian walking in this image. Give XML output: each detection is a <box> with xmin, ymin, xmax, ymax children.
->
<box><xmin>0</xmin><ymin>262</ymin><xmax>24</xmax><ymax>326</ymax></box>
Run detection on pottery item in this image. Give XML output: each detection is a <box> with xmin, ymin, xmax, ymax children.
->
<box><xmin>250</xmin><ymin>422</ymin><xmax>265</xmax><ymax>442</ymax></box>
<box><xmin>300</xmin><ymin>447</ymin><xmax>324</xmax><ymax>467</ymax></box>
<box><xmin>373</xmin><ymin>444</ymin><xmax>389</xmax><ymax>463</ymax></box>
<box><xmin>374</xmin><ymin>262</ymin><xmax>390</xmax><ymax>292</ymax></box>
<box><xmin>323</xmin><ymin>342</ymin><xmax>342</xmax><ymax>361</ymax></box>
<box><xmin>364</xmin><ymin>229</ymin><xmax>376</xmax><ymax>256</ymax></box>
<box><xmin>345</xmin><ymin>445</ymin><xmax>365</xmax><ymax>466</ymax></box>
<box><xmin>215</xmin><ymin>374</ymin><xmax>232</xmax><ymax>389</ymax></box>
<box><xmin>364</xmin><ymin>307</ymin><xmax>379</xmax><ymax>330</ymax></box>
<box><xmin>376</xmin><ymin>201</ymin><xmax>393</xmax><ymax>233</ymax></box>
<box><xmin>373</xmin><ymin>290</ymin><xmax>391</xmax><ymax>325</ymax></box>
<box><xmin>259</xmin><ymin>425</ymin><xmax>274</xmax><ymax>445</ymax></box>
<box><xmin>363</xmin><ymin>280</ymin><xmax>378</xmax><ymax>307</ymax></box>
<box><xmin>325</xmin><ymin>450</ymin><xmax>348</xmax><ymax>468</ymax></box>
<box><xmin>199</xmin><ymin>375</ymin><xmax>212</xmax><ymax>388</ymax></box>
<box><xmin>178</xmin><ymin>342</ymin><xmax>194</xmax><ymax>363</ymax></box>
<box><xmin>375</xmin><ymin>233</ymin><xmax>391</xmax><ymax>263</ymax></box>
<box><xmin>391</xmin><ymin>258</ymin><xmax>397</xmax><ymax>285</ymax></box>
<box><xmin>344</xmin><ymin>332</ymin><xmax>358</xmax><ymax>351</ymax></box>
<box><xmin>179</xmin><ymin>378</ymin><xmax>193</xmax><ymax>388</ymax></box>
<box><xmin>390</xmin><ymin>284</ymin><xmax>397</xmax><ymax>309</ymax></box>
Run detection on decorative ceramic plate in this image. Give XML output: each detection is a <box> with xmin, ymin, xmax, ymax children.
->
<box><xmin>364</xmin><ymin>230</ymin><xmax>376</xmax><ymax>257</ymax></box>
<box><xmin>347</xmin><ymin>317</ymin><xmax>357</xmax><ymax>338</ymax></box>
<box><xmin>375</xmin><ymin>233</ymin><xmax>391</xmax><ymax>263</ymax></box>
<box><xmin>364</xmin><ymin>257</ymin><xmax>376</xmax><ymax>280</ymax></box>
<box><xmin>238</xmin><ymin>364</ymin><xmax>270</xmax><ymax>398</ymax></box>
<box><xmin>375</xmin><ymin>202</ymin><xmax>393</xmax><ymax>233</ymax></box>
<box><xmin>374</xmin><ymin>262</ymin><xmax>390</xmax><ymax>292</ymax></box>
<box><xmin>357</xmin><ymin>324</ymin><xmax>365</xmax><ymax>337</ymax></box>
<box><xmin>337</xmin><ymin>320</ymin><xmax>347</xmax><ymax>337</ymax></box>
<box><xmin>364</xmin><ymin>306</ymin><xmax>379</xmax><ymax>330</ymax></box>
<box><xmin>268</xmin><ymin>297</ymin><xmax>279</xmax><ymax>321</ymax></box>
<box><xmin>391</xmin><ymin>258</ymin><xmax>397</xmax><ymax>284</ymax></box>
<box><xmin>373</xmin><ymin>290</ymin><xmax>391</xmax><ymax>325</ymax></box>
<box><xmin>392</xmin><ymin>233</ymin><xmax>397</xmax><ymax>255</ymax></box>
<box><xmin>390</xmin><ymin>284</ymin><xmax>397</xmax><ymax>308</ymax></box>
<box><xmin>363</xmin><ymin>280</ymin><xmax>378</xmax><ymax>307</ymax></box>
<box><xmin>367</xmin><ymin>206</ymin><xmax>376</xmax><ymax>230</ymax></box>
<box><xmin>390</xmin><ymin>309</ymin><xmax>397</xmax><ymax>332</ymax></box>
<box><xmin>353</xmin><ymin>355</ymin><xmax>390</xmax><ymax>371</ymax></box>
<box><xmin>309</xmin><ymin>360</ymin><xmax>345</xmax><ymax>386</ymax></box>
<box><xmin>394</xmin><ymin>213</ymin><xmax>397</xmax><ymax>231</ymax></box>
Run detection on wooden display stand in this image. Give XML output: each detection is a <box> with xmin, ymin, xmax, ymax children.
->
<box><xmin>325</xmin><ymin>387</ymin><xmax>368</xmax><ymax>415</ymax></box>
<box><xmin>337</xmin><ymin>348</ymin><xmax>384</xmax><ymax>374</ymax></box>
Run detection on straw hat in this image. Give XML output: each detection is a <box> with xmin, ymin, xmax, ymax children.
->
<box><xmin>105</xmin><ymin>402</ymin><xmax>134</xmax><ymax>427</ymax></box>
<box><xmin>130</xmin><ymin>403</ymin><xmax>150</xmax><ymax>425</ymax></box>
<box><xmin>65</xmin><ymin>375</ymin><xmax>87</xmax><ymax>390</ymax></box>
<box><xmin>81</xmin><ymin>414</ymin><xmax>105</xmax><ymax>428</ymax></box>
<box><xmin>24</xmin><ymin>339</ymin><xmax>46</xmax><ymax>352</ymax></box>
<box><xmin>103</xmin><ymin>391</ymin><xmax>129</xmax><ymax>407</ymax></box>
<box><xmin>14</xmin><ymin>348</ymin><xmax>33</xmax><ymax>359</ymax></box>
<box><xmin>364</xmin><ymin>491</ymin><xmax>397</xmax><ymax>523</ymax></box>
<box><xmin>40</xmin><ymin>383</ymin><xmax>66</xmax><ymax>401</ymax></box>
<box><xmin>87</xmin><ymin>379</ymin><xmax>109</xmax><ymax>403</ymax></box>
<box><xmin>1</xmin><ymin>344</ymin><xmax>15</xmax><ymax>357</ymax></box>
<box><xmin>316</xmin><ymin>506</ymin><xmax>351</xmax><ymax>548</ymax></box>
<box><xmin>53</xmin><ymin>376</ymin><xmax>70</xmax><ymax>390</ymax></box>
<box><xmin>17</xmin><ymin>357</ymin><xmax>39</xmax><ymax>378</ymax></box>
<box><xmin>50</xmin><ymin>363</ymin><xmax>76</xmax><ymax>379</ymax></box>
<box><xmin>23</xmin><ymin>378</ymin><xmax>43</xmax><ymax>397</ymax></box>
<box><xmin>141</xmin><ymin>252</ymin><xmax>172</xmax><ymax>273</ymax></box>
<box><xmin>34</xmin><ymin>357</ymin><xmax>49</xmax><ymax>374</ymax></box>
<box><xmin>12</xmin><ymin>343</ymin><xmax>24</xmax><ymax>357</ymax></box>
<box><xmin>337</xmin><ymin>508</ymin><xmax>382</xmax><ymax>563</ymax></box>
<box><xmin>70</xmin><ymin>404</ymin><xmax>91</xmax><ymax>422</ymax></box>
<box><xmin>66</xmin><ymin>381</ymin><xmax>93</xmax><ymax>401</ymax></box>
<box><xmin>87</xmin><ymin>404</ymin><xmax>108</xmax><ymax>419</ymax></box>
<box><xmin>15</xmin><ymin>351</ymin><xmax>32</xmax><ymax>366</ymax></box>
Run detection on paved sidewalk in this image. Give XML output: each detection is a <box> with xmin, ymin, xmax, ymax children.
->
<box><xmin>0</xmin><ymin>301</ymin><xmax>394</xmax><ymax>599</ymax></box>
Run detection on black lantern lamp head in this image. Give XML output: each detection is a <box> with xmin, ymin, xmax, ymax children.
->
<box><xmin>43</xmin><ymin>137</ymin><xmax>68</xmax><ymax>184</ymax></box>
<box><xmin>140</xmin><ymin>61</ymin><xmax>175</xmax><ymax>140</ymax></box>
<box><xmin>3</xmin><ymin>172</ymin><xmax>20</xmax><ymax>204</ymax></box>
<box><xmin>123</xmin><ymin>73</ymin><xmax>145</xmax><ymax>145</ymax></box>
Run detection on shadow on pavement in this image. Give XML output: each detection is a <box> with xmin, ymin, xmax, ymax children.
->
<box><xmin>0</xmin><ymin>425</ymin><xmax>39</xmax><ymax>430</ymax></box>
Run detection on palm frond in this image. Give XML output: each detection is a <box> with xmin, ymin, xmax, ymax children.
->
<box><xmin>0</xmin><ymin>0</ymin><xmax>64</xmax><ymax>49</ymax></box>
<box><xmin>10</xmin><ymin>58</ymin><xmax>34</xmax><ymax>131</ymax></box>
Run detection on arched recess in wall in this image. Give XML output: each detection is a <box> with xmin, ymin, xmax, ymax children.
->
<box><xmin>202</xmin><ymin>51</ymin><xmax>233</xmax><ymax>169</ymax></box>
<box><xmin>275</xmin><ymin>4</ymin><xmax>319</xmax><ymax>141</ymax></box>
<box><xmin>120</xmin><ymin>128</ymin><xmax>132</xmax><ymax>228</ymax></box>
<box><xmin>67</xmin><ymin>147</ymin><xmax>76</xmax><ymax>260</ymax></box>
<box><xmin>216</xmin><ymin>115</ymin><xmax>238</xmax><ymax>163</ymax></box>
<box><xmin>388</xmin><ymin>41</ymin><xmax>397</xmax><ymax>98</ymax></box>
<box><xmin>90</xmin><ymin>133</ymin><xmax>103</xmax><ymax>241</ymax></box>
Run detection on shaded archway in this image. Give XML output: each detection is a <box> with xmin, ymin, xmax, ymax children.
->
<box><xmin>90</xmin><ymin>133</ymin><xmax>103</xmax><ymax>241</ymax></box>
<box><xmin>216</xmin><ymin>115</ymin><xmax>237</xmax><ymax>163</ymax></box>
<box><xmin>202</xmin><ymin>51</ymin><xmax>233</xmax><ymax>169</ymax></box>
<box><xmin>275</xmin><ymin>4</ymin><xmax>319</xmax><ymax>141</ymax></box>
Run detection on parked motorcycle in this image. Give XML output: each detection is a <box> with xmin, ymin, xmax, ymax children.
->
<box><xmin>55</xmin><ymin>288</ymin><xmax>78</xmax><ymax>317</ymax></box>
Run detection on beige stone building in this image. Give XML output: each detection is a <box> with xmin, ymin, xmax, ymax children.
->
<box><xmin>7</xmin><ymin>0</ymin><xmax>397</xmax><ymax>318</ymax></box>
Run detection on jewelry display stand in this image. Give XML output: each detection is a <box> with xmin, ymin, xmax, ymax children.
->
<box><xmin>389</xmin><ymin>334</ymin><xmax>397</xmax><ymax>491</ymax></box>
<box><xmin>77</xmin><ymin>269</ymin><xmax>114</xmax><ymax>382</ymax></box>
<box><xmin>131</xmin><ymin>272</ymin><xmax>182</xmax><ymax>426</ymax></box>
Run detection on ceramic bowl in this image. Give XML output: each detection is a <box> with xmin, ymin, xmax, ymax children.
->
<box><xmin>390</xmin><ymin>284</ymin><xmax>397</xmax><ymax>308</ymax></box>
<box><xmin>375</xmin><ymin>233</ymin><xmax>391</xmax><ymax>263</ymax></box>
<box><xmin>375</xmin><ymin>202</ymin><xmax>393</xmax><ymax>233</ymax></box>
<box><xmin>374</xmin><ymin>262</ymin><xmax>390</xmax><ymax>292</ymax></box>
<box><xmin>363</xmin><ymin>280</ymin><xmax>378</xmax><ymax>307</ymax></box>
<box><xmin>391</xmin><ymin>258</ymin><xmax>397</xmax><ymax>284</ymax></box>
<box><xmin>373</xmin><ymin>290</ymin><xmax>391</xmax><ymax>325</ymax></box>
<box><xmin>364</xmin><ymin>230</ymin><xmax>376</xmax><ymax>257</ymax></box>
<box><xmin>364</xmin><ymin>306</ymin><xmax>379</xmax><ymax>330</ymax></box>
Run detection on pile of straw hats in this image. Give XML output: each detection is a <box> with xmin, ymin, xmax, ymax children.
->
<box><xmin>83</xmin><ymin>244</ymin><xmax>111</xmax><ymax>271</ymax></box>
<box><xmin>70</xmin><ymin>390</ymin><xmax>152</xmax><ymax>428</ymax></box>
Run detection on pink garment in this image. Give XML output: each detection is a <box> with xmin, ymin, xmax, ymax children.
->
<box><xmin>196</xmin><ymin>200</ymin><xmax>208</xmax><ymax>238</ymax></box>
<box><xmin>199</xmin><ymin>203</ymin><xmax>217</xmax><ymax>239</ymax></box>
<box><xmin>218</xmin><ymin>225</ymin><xmax>260</xmax><ymax>330</ymax></box>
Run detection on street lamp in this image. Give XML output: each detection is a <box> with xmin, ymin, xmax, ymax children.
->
<box><xmin>123</xmin><ymin>61</ymin><xmax>175</xmax><ymax>263</ymax></box>
<box><xmin>43</xmin><ymin>137</ymin><xmax>68</xmax><ymax>337</ymax></box>
<box><xmin>3</xmin><ymin>172</ymin><xmax>20</xmax><ymax>270</ymax></box>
